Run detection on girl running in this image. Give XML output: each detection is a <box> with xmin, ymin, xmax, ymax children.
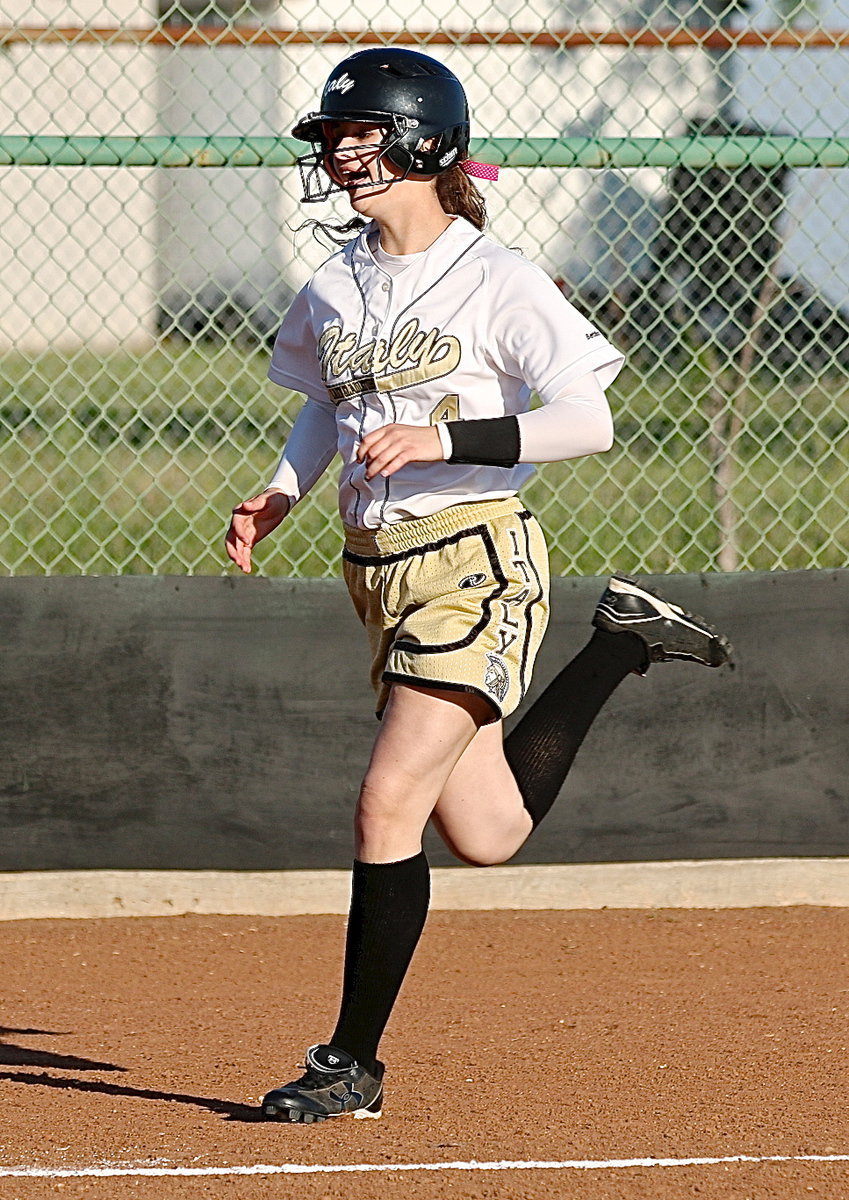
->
<box><xmin>225</xmin><ymin>46</ymin><xmax>731</xmax><ymax>1123</ymax></box>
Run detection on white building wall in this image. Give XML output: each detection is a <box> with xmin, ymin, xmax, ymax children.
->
<box><xmin>1</xmin><ymin>0</ymin><xmax>844</xmax><ymax>347</ymax></box>
<box><xmin>0</xmin><ymin>0</ymin><xmax>158</xmax><ymax>349</ymax></box>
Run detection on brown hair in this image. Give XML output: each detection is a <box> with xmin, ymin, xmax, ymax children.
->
<box><xmin>436</xmin><ymin>165</ymin><xmax>487</xmax><ymax>231</ymax></box>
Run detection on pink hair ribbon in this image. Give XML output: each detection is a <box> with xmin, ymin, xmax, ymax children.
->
<box><xmin>460</xmin><ymin>160</ymin><xmax>500</xmax><ymax>181</ymax></box>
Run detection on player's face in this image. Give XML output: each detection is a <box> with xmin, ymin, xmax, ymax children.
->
<box><xmin>321</xmin><ymin>120</ymin><xmax>441</xmax><ymax>226</ymax></box>
<box><xmin>322</xmin><ymin>122</ymin><xmax>396</xmax><ymax>197</ymax></box>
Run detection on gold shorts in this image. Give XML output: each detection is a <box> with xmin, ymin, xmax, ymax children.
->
<box><xmin>343</xmin><ymin>496</ymin><xmax>550</xmax><ymax>721</ymax></box>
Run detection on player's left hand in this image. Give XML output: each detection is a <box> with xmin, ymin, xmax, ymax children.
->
<box><xmin>357</xmin><ymin>424</ymin><xmax>444</xmax><ymax>480</ymax></box>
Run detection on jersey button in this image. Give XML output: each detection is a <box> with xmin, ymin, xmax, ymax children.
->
<box><xmin>381</xmin><ymin>282</ymin><xmax>390</xmax><ymax>292</ymax></box>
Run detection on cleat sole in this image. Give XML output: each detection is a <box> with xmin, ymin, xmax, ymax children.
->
<box><xmin>354</xmin><ymin>1089</ymin><xmax>383</xmax><ymax>1118</ymax></box>
<box><xmin>261</xmin><ymin>1099</ymin><xmax>379</xmax><ymax>1123</ymax></box>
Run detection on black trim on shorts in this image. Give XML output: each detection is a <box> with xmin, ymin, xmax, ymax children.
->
<box><xmin>343</xmin><ymin>521</ymin><xmax>489</xmax><ymax>567</ymax></box>
<box><xmin>343</xmin><ymin>512</ymin><xmax>533</xmax><ymax>565</ymax></box>
<box><xmin>391</xmin><ymin>526</ymin><xmax>508</xmax><ymax>656</ymax></box>
<box><xmin>517</xmin><ymin>510</ymin><xmax>547</xmax><ymax>699</ymax></box>
<box><xmin>380</xmin><ymin>673</ymin><xmax>502</xmax><ymax>721</ymax></box>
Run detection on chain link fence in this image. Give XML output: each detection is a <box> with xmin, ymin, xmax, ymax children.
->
<box><xmin>1</xmin><ymin>0</ymin><xmax>847</xmax><ymax>576</ymax></box>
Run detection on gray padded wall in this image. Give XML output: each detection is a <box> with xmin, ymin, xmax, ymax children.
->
<box><xmin>0</xmin><ymin>570</ymin><xmax>846</xmax><ymax>870</ymax></box>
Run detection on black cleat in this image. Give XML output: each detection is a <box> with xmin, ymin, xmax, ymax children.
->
<box><xmin>261</xmin><ymin>1044</ymin><xmax>384</xmax><ymax>1124</ymax></box>
<box><xmin>593</xmin><ymin>572</ymin><xmax>733</xmax><ymax>672</ymax></box>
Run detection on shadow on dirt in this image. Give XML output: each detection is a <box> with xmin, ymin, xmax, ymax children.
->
<box><xmin>0</xmin><ymin>1070</ymin><xmax>264</xmax><ymax>1122</ymax></box>
<box><xmin>0</xmin><ymin>1028</ymin><xmax>125</xmax><ymax>1073</ymax></box>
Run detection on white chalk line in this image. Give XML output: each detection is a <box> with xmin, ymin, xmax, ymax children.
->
<box><xmin>2</xmin><ymin>1153</ymin><xmax>849</xmax><ymax>1178</ymax></box>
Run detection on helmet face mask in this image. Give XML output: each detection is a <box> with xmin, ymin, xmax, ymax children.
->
<box><xmin>296</xmin><ymin>116</ymin><xmax>416</xmax><ymax>204</ymax></box>
<box><xmin>292</xmin><ymin>48</ymin><xmax>470</xmax><ymax>204</ymax></box>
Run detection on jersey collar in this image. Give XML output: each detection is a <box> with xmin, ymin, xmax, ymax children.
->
<box><xmin>350</xmin><ymin>215</ymin><xmax>483</xmax><ymax>277</ymax></box>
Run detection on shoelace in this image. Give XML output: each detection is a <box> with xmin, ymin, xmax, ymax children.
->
<box><xmin>295</xmin><ymin>1062</ymin><xmax>347</xmax><ymax>1089</ymax></box>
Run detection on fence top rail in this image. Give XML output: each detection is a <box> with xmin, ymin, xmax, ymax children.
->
<box><xmin>3</xmin><ymin>23</ymin><xmax>849</xmax><ymax>49</ymax></box>
<box><xmin>2</xmin><ymin>135</ymin><xmax>849</xmax><ymax>170</ymax></box>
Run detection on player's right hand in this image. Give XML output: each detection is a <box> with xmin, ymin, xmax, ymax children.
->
<box><xmin>225</xmin><ymin>489</ymin><xmax>289</xmax><ymax>574</ymax></box>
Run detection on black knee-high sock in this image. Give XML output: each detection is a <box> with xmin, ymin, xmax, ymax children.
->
<box><xmin>504</xmin><ymin>628</ymin><xmax>646</xmax><ymax>829</ymax></box>
<box><xmin>330</xmin><ymin>851</ymin><xmax>430</xmax><ymax>1074</ymax></box>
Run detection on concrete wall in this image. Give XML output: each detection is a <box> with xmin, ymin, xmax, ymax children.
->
<box><xmin>0</xmin><ymin>570</ymin><xmax>847</xmax><ymax>872</ymax></box>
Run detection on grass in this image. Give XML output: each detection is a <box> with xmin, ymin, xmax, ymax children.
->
<box><xmin>1</xmin><ymin>343</ymin><xmax>847</xmax><ymax>576</ymax></box>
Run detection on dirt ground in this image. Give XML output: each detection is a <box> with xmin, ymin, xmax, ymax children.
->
<box><xmin>2</xmin><ymin>907</ymin><xmax>849</xmax><ymax>1200</ymax></box>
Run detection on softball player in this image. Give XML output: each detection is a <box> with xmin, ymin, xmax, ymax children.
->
<box><xmin>225</xmin><ymin>47</ymin><xmax>732</xmax><ymax>1123</ymax></box>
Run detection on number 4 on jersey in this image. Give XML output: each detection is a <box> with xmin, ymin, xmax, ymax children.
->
<box><xmin>429</xmin><ymin>394</ymin><xmax>460</xmax><ymax>424</ymax></box>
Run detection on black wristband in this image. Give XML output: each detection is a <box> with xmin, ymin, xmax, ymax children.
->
<box><xmin>445</xmin><ymin>416</ymin><xmax>521</xmax><ymax>468</ymax></box>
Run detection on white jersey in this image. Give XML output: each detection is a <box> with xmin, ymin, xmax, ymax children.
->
<box><xmin>267</xmin><ymin>216</ymin><xmax>623</xmax><ymax>529</ymax></box>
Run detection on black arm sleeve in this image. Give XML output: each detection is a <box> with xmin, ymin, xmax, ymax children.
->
<box><xmin>445</xmin><ymin>416</ymin><xmax>521</xmax><ymax>468</ymax></box>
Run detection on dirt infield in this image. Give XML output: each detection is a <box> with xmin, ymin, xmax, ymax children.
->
<box><xmin>2</xmin><ymin>907</ymin><xmax>848</xmax><ymax>1199</ymax></box>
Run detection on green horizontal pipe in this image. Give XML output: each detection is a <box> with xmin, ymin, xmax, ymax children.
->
<box><xmin>2</xmin><ymin>134</ymin><xmax>849</xmax><ymax>169</ymax></box>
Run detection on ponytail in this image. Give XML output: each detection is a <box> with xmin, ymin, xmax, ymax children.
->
<box><xmin>436</xmin><ymin>165</ymin><xmax>488</xmax><ymax>231</ymax></box>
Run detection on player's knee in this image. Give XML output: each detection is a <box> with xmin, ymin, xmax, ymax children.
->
<box><xmin>355</xmin><ymin>778</ymin><xmax>419</xmax><ymax>842</ymax></box>
<box><xmin>438</xmin><ymin>820</ymin><xmax>529</xmax><ymax>866</ymax></box>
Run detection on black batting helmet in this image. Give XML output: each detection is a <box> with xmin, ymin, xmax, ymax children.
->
<box><xmin>292</xmin><ymin>48</ymin><xmax>470</xmax><ymax>200</ymax></box>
